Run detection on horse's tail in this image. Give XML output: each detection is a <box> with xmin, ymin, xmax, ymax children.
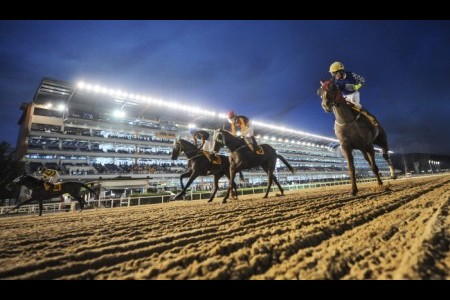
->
<box><xmin>277</xmin><ymin>155</ymin><xmax>295</xmax><ymax>174</ymax></box>
<box><xmin>239</xmin><ymin>171</ymin><xmax>245</xmax><ymax>181</ymax></box>
<box><xmin>78</xmin><ymin>183</ymin><xmax>98</xmax><ymax>199</ymax></box>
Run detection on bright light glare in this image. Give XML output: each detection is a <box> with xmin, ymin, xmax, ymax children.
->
<box><xmin>56</xmin><ymin>104</ymin><xmax>66</xmax><ymax>111</ymax></box>
<box><xmin>113</xmin><ymin>110</ymin><xmax>126</xmax><ymax>118</ymax></box>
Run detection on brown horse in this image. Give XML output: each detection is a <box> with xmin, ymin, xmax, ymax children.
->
<box><xmin>318</xmin><ymin>79</ymin><xmax>396</xmax><ymax>195</ymax></box>
<box><xmin>171</xmin><ymin>138</ymin><xmax>242</xmax><ymax>202</ymax></box>
<box><xmin>212</xmin><ymin>129</ymin><xmax>294</xmax><ymax>203</ymax></box>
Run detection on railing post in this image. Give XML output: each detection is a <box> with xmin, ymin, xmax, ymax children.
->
<box><xmin>128</xmin><ymin>197</ymin><xmax>130</xmax><ymax>207</ymax></box>
<box><xmin>138</xmin><ymin>197</ymin><xmax>141</xmax><ymax>206</ymax></box>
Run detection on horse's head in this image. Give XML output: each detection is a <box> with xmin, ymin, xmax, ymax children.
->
<box><xmin>318</xmin><ymin>79</ymin><xmax>341</xmax><ymax>113</ymax></box>
<box><xmin>6</xmin><ymin>174</ymin><xmax>27</xmax><ymax>191</ymax></box>
<box><xmin>212</xmin><ymin>129</ymin><xmax>226</xmax><ymax>152</ymax></box>
<box><xmin>171</xmin><ymin>139</ymin><xmax>182</xmax><ymax>160</ymax></box>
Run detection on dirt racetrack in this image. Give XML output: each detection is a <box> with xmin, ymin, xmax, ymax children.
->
<box><xmin>0</xmin><ymin>174</ymin><xmax>449</xmax><ymax>280</ymax></box>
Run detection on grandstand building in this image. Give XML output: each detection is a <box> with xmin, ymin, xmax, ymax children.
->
<box><xmin>16</xmin><ymin>78</ymin><xmax>393</xmax><ymax>197</ymax></box>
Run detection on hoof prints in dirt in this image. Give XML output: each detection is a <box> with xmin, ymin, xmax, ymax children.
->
<box><xmin>0</xmin><ymin>175</ymin><xmax>449</xmax><ymax>279</ymax></box>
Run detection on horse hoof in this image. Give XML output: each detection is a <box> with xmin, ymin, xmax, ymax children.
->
<box><xmin>221</xmin><ymin>200</ymin><xmax>227</xmax><ymax>204</ymax></box>
<box><xmin>207</xmin><ymin>199</ymin><xmax>213</xmax><ymax>203</ymax></box>
<box><xmin>276</xmin><ymin>193</ymin><xmax>285</xmax><ymax>197</ymax></box>
<box><xmin>351</xmin><ymin>190</ymin><xmax>358</xmax><ymax>196</ymax></box>
<box><xmin>262</xmin><ymin>196</ymin><xmax>268</xmax><ymax>199</ymax></box>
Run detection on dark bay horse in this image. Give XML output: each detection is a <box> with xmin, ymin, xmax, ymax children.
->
<box><xmin>319</xmin><ymin>79</ymin><xmax>396</xmax><ymax>195</ymax></box>
<box><xmin>5</xmin><ymin>174</ymin><xmax>97</xmax><ymax>216</ymax></box>
<box><xmin>171</xmin><ymin>139</ymin><xmax>242</xmax><ymax>202</ymax></box>
<box><xmin>212</xmin><ymin>129</ymin><xmax>294</xmax><ymax>203</ymax></box>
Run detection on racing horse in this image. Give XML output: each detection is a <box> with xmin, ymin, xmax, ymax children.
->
<box><xmin>171</xmin><ymin>138</ymin><xmax>243</xmax><ymax>202</ymax></box>
<box><xmin>318</xmin><ymin>79</ymin><xmax>396</xmax><ymax>196</ymax></box>
<box><xmin>5</xmin><ymin>174</ymin><xmax>97</xmax><ymax>216</ymax></box>
<box><xmin>212</xmin><ymin>129</ymin><xmax>295</xmax><ymax>203</ymax></box>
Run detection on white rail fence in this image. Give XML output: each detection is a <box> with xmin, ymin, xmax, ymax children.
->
<box><xmin>0</xmin><ymin>177</ymin><xmax>382</xmax><ymax>216</ymax></box>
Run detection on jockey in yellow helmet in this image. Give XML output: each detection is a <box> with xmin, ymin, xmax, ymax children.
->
<box><xmin>329</xmin><ymin>61</ymin><xmax>365</xmax><ymax>109</ymax></box>
<box><xmin>329</xmin><ymin>61</ymin><xmax>378</xmax><ymax>126</ymax></box>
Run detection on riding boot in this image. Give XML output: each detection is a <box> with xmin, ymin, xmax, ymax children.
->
<box><xmin>245</xmin><ymin>138</ymin><xmax>255</xmax><ymax>153</ymax></box>
<box><xmin>44</xmin><ymin>181</ymin><xmax>54</xmax><ymax>191</ymax></box>
<box><xmin>251</xmin><ymin>137</ymin><xmax>258</xmax><ymax>153</ymax></box>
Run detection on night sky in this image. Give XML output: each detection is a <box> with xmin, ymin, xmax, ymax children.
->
<box><xmin>1</xmin><ymin>20</ymin><xmax>449</xmax><ymax>155</ymax></box>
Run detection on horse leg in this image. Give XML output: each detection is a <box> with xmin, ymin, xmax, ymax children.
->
<box><xmin>271</xmin><ymin>174</ymin><xmax>285</xmax><ymax>196</ymax></box>
<box><xmin>223</xmin><ymin>166</ymin><xmax>237</xmax><ymax>204</ymax></box>
<box><xmin>342</xmin><ymin>146</ymin><xmax>358</xmax><ymax>196</ymax></box>
<box><xmin>382</xmin><ymin>149</ymin><xmax>397</xmax><ymax>180</ymax></box>
<box><xmin>73</xmin><ymin>194</ymin><xmax>85</xmax><ymax>211</ymax></box>
<box><xmin>208</xmin><ymin>174</ymin><xmax>220</xmax><ymax>203</ymax></box>
<box><xmin>68</xmin><ymin>193</ymin><xmax>84</xmax><ymax>212</ymax></box>
<box><xmin>38</xmin><ymin>199</ymin><xmax>43</xmax><ymax>216</ymax></box>
<box><xmin>175</xmin><ymin>171</ymin><xmax>199</xmax><ymax>200</ymax></box>
<box><xmin>232</xmin><ymin>181</ymin><xmax>239</xmax><ymax>200</ymax></box>
<box><xmin>365</xmin><ymin>148</ymin><xmax>383</xmax><ymax>186</ymax></box>
<box><xmin>224</xmin><ymin>171</ymin><xmax>238</xmax><ymax>200</ymax></box>
<box><xmin>5</xmin><ymin>196</ymin><xmax>35</xmax><ymax>215</ymax></box>
<box><xmin>259</xmin><ymin>163</ymin><xmax>274</xmax><ymax>199</ymax></box>
<box><xmin>179</xmin><ymin>170</ymin><xmax>192</xmax><ymax>190</ymax></box>
<box><xmin>374</xmin><ymin>127</ymin><xmax>397</xmax><ymax>179</ymax></box>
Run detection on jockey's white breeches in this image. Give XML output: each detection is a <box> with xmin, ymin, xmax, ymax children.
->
<box><xmin>343</xmin><ymin>91</ymin><xmax>362</xmax><ymax>108</ymax></box>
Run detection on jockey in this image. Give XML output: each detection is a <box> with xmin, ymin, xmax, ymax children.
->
<box><xmin>38</xmin><ymin>166</ymin><xmax>60</xmax><ymax>190</ymax></box>
<box><xmin>329</xmin><ymin>61</ymin><xmax>365</xmax><ymax>109</ymax></box>
<box><xmin>190</xmin><ymin>128</ymin><xmax>213</xmax><ymax>152</ymax></box>
<box><xmin>227</xmin><ymin>111</ymin><xmax>257</xmax><ymax>153</ymax></box>
<box><xmin>329</xmin><ymin>61</ymin><xmax>378</xmax><ymax>125</ymax></box>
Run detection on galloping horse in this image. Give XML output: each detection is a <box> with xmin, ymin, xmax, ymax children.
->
<box><xmin>212</xmin><ymin>129</ymin><xmax>294</xmax><ymax>203</ymax></box>
<box><xmin>171</xmin><ymin>139</ymin><xmax>242</xmax><ymax>202</ymax></box>
<box><xmin>318</xmin><ymin>79</ymin><xmax>396</xmax><ymax>195</ymax></box>
<box><xmin>5</xmin><ymin>174</ymin><xmax>97</xmax><ymax>216</ymax></box>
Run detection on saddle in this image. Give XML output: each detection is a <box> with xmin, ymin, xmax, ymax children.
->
<box><xmin>202</xmin><ymin>151</ymin><xmax>222</xmax><ymax>164</ymax></box>
<box><xmin>254</xmin><ymin>145</ymin><xmax>264</xmax><ymax>155</ymax></box>
<box><xmin>347</xmin><ymin>103</ymin><xmax>379</xmax><ymax>127</ymax></box>
<box><xmin>246</xmin><ymin>142</ymin><xmax>264</xmax><ymax>155</ymax></box>
<box><xmin>44</xmin><ymin>182</ymin><xmax>62</xmax><ymax>192</ymax></box>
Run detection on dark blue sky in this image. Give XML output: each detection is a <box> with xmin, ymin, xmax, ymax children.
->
<box><xmin>1</xmin><ymin>20</ymin><xmax>449</xmax><ymax>155</ymax></box>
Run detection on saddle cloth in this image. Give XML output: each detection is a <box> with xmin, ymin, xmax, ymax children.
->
<box><xmin>202</xmin><ymin>151</ymin><xmax>222</xmax><ymax>164</ymax></box>
<box><xmin>44</xmin><ymin>182</ymin><xmax>62</xmax><ymax>192</ymax></box>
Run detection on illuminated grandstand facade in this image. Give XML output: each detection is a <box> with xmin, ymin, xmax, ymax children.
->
<box><xmin>16</xmin><ymin>78</ymin><xmax>393</xmax><ymax>195</ymax></box>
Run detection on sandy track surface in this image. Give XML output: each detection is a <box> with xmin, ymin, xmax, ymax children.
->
<box><xmin>0</xmin><ymin>174</ymin><xmax>449</xmax><ymax>280</ymax></box>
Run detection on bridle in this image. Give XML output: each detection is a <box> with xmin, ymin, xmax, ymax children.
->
<box><xmin>173</xmin><ymin>140</ymin><xmax>205</xmax><ymax>161</ymax></box>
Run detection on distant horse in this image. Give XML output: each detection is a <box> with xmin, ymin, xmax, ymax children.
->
<box><xmin>212</xmin><ymin>129</ymin><xmax>294</xmax><ymax>203</ymax></box>
<box><xmin>5</xmin><ymin>174</ymin><xmax>97</xmax><ymax>216</ymax></box>
<box><xmin>171</xmin><ymin>139</ymin><xmax>242</xmax><ymax>202</ymax></box>
<box><xmin>318</xmin><ymin>79</ymin><xmax>396</xmax><ymax>195</ymax></box>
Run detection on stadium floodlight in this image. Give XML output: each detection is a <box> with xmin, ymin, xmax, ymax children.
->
<box><xmin>77</xmin><ymin>81</ymin><xmax>86</xmax><ymax>89</ymax></box>
<box><xmin>93</xmin><ymin>85</ymin><xmax>101</xmax><ymax>93</ymax></box>
<box><xmin>188</xmin><ymin>123</ymin><xmax>196</xmax><ymax>129</ymax></box>
<box><xmin>56</xmin><ymin>104</ymin><xmax>66</xmax><ymax>111</ymax></box>
<box><xmin>113</xmin><ymin>110</ymin><xmax>126</xmax><ymax>118</ymax></box>
<box><xmin>263</xmin><ymin>136</ymin><xmax>268</xmax><ymax>140</ymax></box>
<box><xmin>271</xmin><ymin>137</ymin><xmax>276</xmax><ymax>141</ymax></box>
<box><xmin>46</xmin><ymin>103</ymin><xmax>53</xmax><ymax>108</ymax></box>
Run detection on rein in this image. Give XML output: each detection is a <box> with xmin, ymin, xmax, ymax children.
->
<box><xmin>176</xmin><ymin>140</ymin><xmax>204</xmax><ymax>161</ymax></box>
